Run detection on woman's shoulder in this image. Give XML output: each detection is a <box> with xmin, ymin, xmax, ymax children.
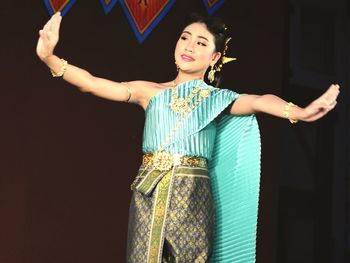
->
<box><xmin>125</xmin><ymin>80</ymin><xmax>172</xmax><ymax>110</ymax></box>
<box><xmin>207</xmin><ymin>85</ymin><xmax>240</xmax><ymax>96</ymax></box>
<box><xmin>126</xmin><ymin>80</ymin><xmax>171</xmax><ymax>90</ymax></box>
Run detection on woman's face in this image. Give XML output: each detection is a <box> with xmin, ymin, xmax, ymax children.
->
<box><xmin>174</xmin><ymin>22</ymin><xmax>221</xmax><ymax>76</ymax></box>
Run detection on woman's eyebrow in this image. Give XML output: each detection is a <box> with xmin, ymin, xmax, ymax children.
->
<box><xmin>182</xmin><ymin>30</ymin><xmax>209</xmax><ymax>42</ymax></box>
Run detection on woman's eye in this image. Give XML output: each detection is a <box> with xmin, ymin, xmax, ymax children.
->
<box><xmin>181</xmin><ymin>36</ymin><xmax>188</xmax><ymax>40</ymax></box>
<box><xmin>197</xmin><ymin>42</ymin><xmax>207</xmax><ymax>46</ymax></box>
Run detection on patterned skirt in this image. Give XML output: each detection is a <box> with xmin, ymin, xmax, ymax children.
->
<box><xmin>126</xmin><ymin>165</ymin><xmax>214</xmax><ymax>263</ymax></box>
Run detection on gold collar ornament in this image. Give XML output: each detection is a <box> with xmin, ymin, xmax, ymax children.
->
<box><xmin>170</xmin><ymin>81</ymin><xmax>210</xmax><ymax>114</ymax></box>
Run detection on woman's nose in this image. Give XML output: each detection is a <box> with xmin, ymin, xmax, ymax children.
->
<box><xmin>185</xmin><ymin>41</ymin><xmax>195</xmax><ymax>52</ymax></box>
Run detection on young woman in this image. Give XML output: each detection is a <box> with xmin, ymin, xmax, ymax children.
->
<box><xmin>37</xmin><ymin>12</ymin><xmax>339</xmax><ymax>263</ymax></box>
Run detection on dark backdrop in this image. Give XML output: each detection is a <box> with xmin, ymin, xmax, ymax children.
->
<box><xmin>2</xmin><ymin>0</ymin><xmax>338</xmax><ymax>262</ymax></box>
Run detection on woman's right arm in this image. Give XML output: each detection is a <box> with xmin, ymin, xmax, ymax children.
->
<box><xmin>36</xmin><ymin>12</ymin><xmax>147</xmax><ymax>106</ymax></box>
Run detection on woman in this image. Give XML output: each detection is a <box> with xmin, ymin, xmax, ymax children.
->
<box><xmin>37</xmin><ymin>12</ymin><xmax>339</xmax><ymax>263</ymax></box>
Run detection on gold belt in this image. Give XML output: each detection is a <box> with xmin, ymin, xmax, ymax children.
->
<box><xmin>142</xmin><ymin>152</ymin><xmax>207</xmax><ymax>171</ymax></box>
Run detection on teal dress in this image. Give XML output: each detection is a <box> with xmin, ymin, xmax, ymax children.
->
<box><xmin>127</xmin><ymin>80</ymin><xmax>261</xmax><ymax>263</ymax></box>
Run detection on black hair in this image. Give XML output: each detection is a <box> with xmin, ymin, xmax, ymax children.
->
<box><xmin>184</xmin><ymin>13</ymin><xmax>229</xmax><ymax>86</ymax></box>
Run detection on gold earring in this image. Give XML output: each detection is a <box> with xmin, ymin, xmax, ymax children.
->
<box><xmin>175</xmin><ymin>61</ymin><xmax>179</xmax><ymax>72</ymax></box>
<box><xmin>208</xmin><ymin>65</ymin><xmax>216</xmax><ymax>83</ymax></box>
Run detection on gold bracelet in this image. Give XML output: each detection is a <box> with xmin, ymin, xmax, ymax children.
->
<box><xmin>283</xmin><ymin>102</ymin><xmax>298</xmax><ymax>124</ymax></box>
<box><xmin>50</xmin><ymin>58</ymin><xmax>68</xmax><ymax>77</ymax></box>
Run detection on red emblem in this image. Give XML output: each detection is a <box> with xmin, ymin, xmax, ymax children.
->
<box><xmin>43</xmin><ymin>0</ymin><xmax>77</xmax><ymax>16</ymax></box>
<box><xmin>120</xmin><ymin>0</ymin><xmax>176</xmax><ymax>43</ymax></box>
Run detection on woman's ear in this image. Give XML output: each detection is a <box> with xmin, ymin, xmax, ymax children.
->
<box><xmin>211</xmin><ymin>52</ymin><xmax>222</xmax><ymax>66</ymax></box>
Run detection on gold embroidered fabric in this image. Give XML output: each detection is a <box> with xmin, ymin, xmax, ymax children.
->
<box><xmin>126</xmin><ymin>166</ymin><xmax>214</xmax><ymax>262</ymax></box>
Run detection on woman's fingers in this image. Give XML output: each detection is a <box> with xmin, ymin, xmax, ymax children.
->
<box><xmin>39</xmin><ymin>29</ymin><xmax>46</xmax><ymax>40</ymax></box>
<box><xmin>37</xmin><ymin>13</ymin><xmax>61</xmax><ymax>59</ymax></box>
<box><xmin>41</xmin><ymin>13</ymin><xmax>61</xmax><ymax>39</ymax></box>
<box><xmin>323</xmin><ymin>84</ymin><xmax>340</xmax><ymax>104</ymax></box>
<box><xmin>300</xmin><ymin>84</ymin><xmax>339</xmax><ymax>122</ymax></box>
<box><xmin>40</xmin><ymin>27</ymin><xmax>51</xmax><ymax>43</ymax></box>
<box><xmin>329</xmin><ymin>100</ymin><xmax>337</xmax><ymax>108</ymax></box>
<box><xmin>43</xmin><ymin>21</ymin><xmax>50</xmax><ymax>32</ymax></box>
<box><xmin>313</xmin><ymin>84</ymin><xmax>339</xmax><ymax>107</ymax></box>
<box><xmin>51</xmin><ymin>12</ymin><xmax>62</xmax><ymax>34</ymax></box>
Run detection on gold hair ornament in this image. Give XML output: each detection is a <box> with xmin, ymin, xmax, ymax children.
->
<box><xmin>207</xmin><ymin>37</ymin><xmax>237</xmax><ymax>83</ymax></box>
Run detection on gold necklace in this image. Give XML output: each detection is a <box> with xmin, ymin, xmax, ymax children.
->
<box><xmin>170</xmin><ymin>81</ymin><xmax>210</xmax><ymax>114</ymax></box>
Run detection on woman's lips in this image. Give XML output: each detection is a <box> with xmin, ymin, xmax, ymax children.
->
<box><xmin>181</xmin><ymin>54</ymin><xmax>195</xmax><ymax>62</ymax></box>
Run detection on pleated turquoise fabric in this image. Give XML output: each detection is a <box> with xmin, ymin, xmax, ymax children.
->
<box><xmin>142</xmin><ymin>79</ymin><xmax>261</xmax><ymax>262</ymax></box>
<box><xmin>209</xmin><ymin>115</ymin><xmax>261</xmax><ymax>263</ymax></box>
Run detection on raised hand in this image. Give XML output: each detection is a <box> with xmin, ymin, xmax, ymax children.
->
<box><xmin>297</xmin><ymin>84</ymin><xmax>340</xmax><ymax>122</ymax></box>
<box><xmin>36</xmin><ymin>12</ymin><xmax>62</xmax><ymax>61</ymax></box>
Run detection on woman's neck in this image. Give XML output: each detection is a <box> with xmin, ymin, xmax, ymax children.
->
<box><xmin>174</xmin><ymin>71</ymin><xmax>204</xmax><ymax>86</ymax></box>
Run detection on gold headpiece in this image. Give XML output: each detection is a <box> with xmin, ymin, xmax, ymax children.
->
<box><xmin>215</xmin><ymin>37</ymin><xmax>237</xmax><ymax>72</ymax></box>
<box><xmin>208</xmin><ymin>37</ymin><xmax>237</xmax><ymax>83</ymax></box>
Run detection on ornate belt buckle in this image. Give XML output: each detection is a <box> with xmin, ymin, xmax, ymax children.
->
<box><xmin>172</xmin><ymin>154</ymin><xmax>182</xmax><ymax>166</ymax></box>
<box><xmin>188</xmin><ymin>156</ymin><xmax>200</xmax><ymax>167</ymax></box>
<box><xmin>152</xmin><ymin>151</ymin><xmax>173</xmax><ymax>171</ymax></box>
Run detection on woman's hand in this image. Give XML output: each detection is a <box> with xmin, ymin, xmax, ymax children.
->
<box><xmin>296</xmin><ymin>84</ymin><xmax>340</xmax><ymax>122</ymax></box>
<box><xmin>36</xmin><ymin>12</ymin><xmax>62</xmax><ymax>62</ymax></box>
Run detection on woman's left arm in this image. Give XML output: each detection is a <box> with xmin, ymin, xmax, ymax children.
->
<box><xmin>230</xmin><ymin>84</ymin><xmax>340</xmax><ymax>122</ymax></box>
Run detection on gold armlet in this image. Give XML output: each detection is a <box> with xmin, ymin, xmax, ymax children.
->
<box><xmin>121</xmin><ymin>82</ymin><xmax>132</xmax><ymax>103</ymax></box>
<box><xmin>283</xmin><ymin>102</ymin><xmax>298</xmax><ymax>124</ymax></box>
<box><xmin>50</xmin><ymin>58</ymin><xmax>68</xmax><ymax>78</ymax></box>
<box><xmin>125</xmin><ymin>86</ymin><xmax>132</xmax><ymax>102</ymax></box>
